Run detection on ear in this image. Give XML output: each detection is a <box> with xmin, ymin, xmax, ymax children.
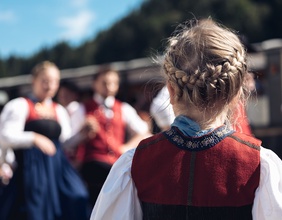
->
<box><xmin>167</xmin><ymin>81</ymin><xmax>175</xmax><ymax>105</ymax></box>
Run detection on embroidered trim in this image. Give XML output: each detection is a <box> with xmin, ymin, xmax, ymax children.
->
<box><xmin>164</xmin><ymin>126</ymin><xmax>234</xmax><ymax>151</ymax></box>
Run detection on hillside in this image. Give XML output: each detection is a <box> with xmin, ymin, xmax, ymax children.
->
<box><xmin>0</xmin><ymin>0</ymin><xmax>281</xmax><ymax>77</ymax></box>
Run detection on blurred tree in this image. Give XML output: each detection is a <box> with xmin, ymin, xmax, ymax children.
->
<box><xmin>0</xmin><ymin>59</ymin><xmax>6</xmax><ymax>77</ymax></box>
<box><xmin>72</xmin><ymin>40</ymin><xmax>97</xmax><ymax>66</ymax></box>
<box><xmin>5</xmin><ymin>56</ymin><xmax>25</xmax><ymax>76</ymax></box>
<box><xmin>0</xmin><ymin>0</ymin><xmax>281</xmax><ymax>77</ymax></box>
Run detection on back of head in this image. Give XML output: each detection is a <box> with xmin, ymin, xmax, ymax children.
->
<box><xmin>163</xmin><ymin>18</ymin><xmax>247</xmax><ymax>117</ymax></box>
<box><xmin>60</xmin><ymin>80</ymin><xmax>80</xmax><ymax>94</ymax></box>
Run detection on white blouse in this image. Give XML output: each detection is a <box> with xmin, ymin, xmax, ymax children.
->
<box><xmin>90</xmin><ymin>147</ymin><xmax>282</xmax><ymax>220</ymax></box>
<box><xmin>73</xmin><ymin>94</ymin><xmax>149</xmax><ymax>136</ymax></box>
<box><xmin>150</xmin><ymin>86</ymin><xmax>175</xmax><ymax>129</ymax></box>
<box><xmin>0</xmin><ymin>97</ymin><xmax>72</xmax><ymax>150</ymax></box>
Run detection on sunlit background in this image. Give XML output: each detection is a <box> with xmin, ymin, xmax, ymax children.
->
<box><xmin>1</xmin><ymin>0</ymin><xmax>282</xmax><ymax>158</ymax></box>
<box><xmin>0</xmin><ymin>0</ymin><xmax>143</xmax><ymax>58</ymax></box>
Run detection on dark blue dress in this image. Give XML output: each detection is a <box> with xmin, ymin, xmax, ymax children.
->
<box><xmin>0</xmin><ymin>99</ymin><xmax>90</xmax><ymax>220</ymax></box>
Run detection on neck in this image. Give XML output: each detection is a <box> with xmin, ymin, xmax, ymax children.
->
<box><xmin>173</xmin><ymin>104</ymin><xmax>227</xmax><ymax>130</ymax></box>
<box><xmin>30</xmin><ymin>95</ymin><xmax>52</xmax><ymax>105</ymax></box>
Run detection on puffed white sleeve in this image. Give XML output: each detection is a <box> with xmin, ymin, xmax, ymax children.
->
<box><xmin>252</xmin><ymin>147</ymin><xmax>282</xmax><ymax>220</ymax></box>
<box><xmin>56</xmin><ymin>103</ymin><xmax>72</xmax><ymax>142</ymax></box>
<box><xmin>150</xmin><ymin>86</ymin><xmax>174</xmax><ymax>129</ymax></box>
<box><xmin>121</xmin><ymin>102</ymin><xmax>149</xmax><ymax>135</ymax></box>
<box><xmin>90</xmin><ymin>148</ymin><xmax>142</xmax><ymax>220</ymax></box>
<box><xmin>58</xmin><ymin>103</ymin><xmax>86</xmax><ymax>149</ymax></box>
<box><xmin>0</xmin><ymin>97</ymin><xmax>35</xmax><ymax>149</ymax></box>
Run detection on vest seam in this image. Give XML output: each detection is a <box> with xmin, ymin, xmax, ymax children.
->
<box><xmin>187</xmin><ymin>151</ymin><xmax>196</xmax><ymax>205</ymax></box>
<box><xmin>228</xmin><ymin>135</ymin><xmax>260</xmax><ymax>151</ymax></box>
<box><xmin>136</xmin><ymin>134</ymin><xmax>167</xmax><ymax>150</ymax></box>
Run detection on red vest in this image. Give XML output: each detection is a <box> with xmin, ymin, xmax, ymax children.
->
<box><xmin>25</xmin><ymin>98</ymin><xmax>58</xmax><ymax>121</ymax></box>
<box><xmin>76</xmin><ymin>99</ymin><xmax>125</xmax><ymax>165</ymax></box>
<box><xmin>24</xmin><ymin>98</ymin><xmax>61</xmax><ymax>140</ymax></box>
<box><xmin>132</xmin><ymin>126</ymin><xmax>261</xmax><ymax>219</ymax></box>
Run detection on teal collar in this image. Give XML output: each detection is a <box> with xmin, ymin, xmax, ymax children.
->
<box><xmin>171</xmin><ymin>115</ymin><xmax>214</xmax><ymax>137</ymax></box>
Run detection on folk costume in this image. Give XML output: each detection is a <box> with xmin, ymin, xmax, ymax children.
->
<box><xmin>0</xmin><ymin>97</ymin><xmax>89</xmax><ymax>220</ymax></box>
<box><xmin>90</xmin><ymin>115</ymin><xmax>282</xmax><ymax>220</ymax></box>
<box><xmin>75</xmin><ymin>94</ymin><xmax>149</xmax><ymax>206</ymax></box>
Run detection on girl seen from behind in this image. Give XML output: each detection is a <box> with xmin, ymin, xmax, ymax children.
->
<box><xmin>90</xmin><ymin>18</ymin><xmax>282</xmax><ymax>220</ymax></box>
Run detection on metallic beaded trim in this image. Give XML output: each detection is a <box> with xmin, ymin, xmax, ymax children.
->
<box><xmin>164</xmin><ymin>126</ymin><xmax>234</xmax><ymax>151</ymax></box>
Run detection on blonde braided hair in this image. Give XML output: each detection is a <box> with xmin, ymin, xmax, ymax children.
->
<box><xmin>163</xmin><ymin>18</ymin><xmax>247</xmax><ymax>115</ymax></box>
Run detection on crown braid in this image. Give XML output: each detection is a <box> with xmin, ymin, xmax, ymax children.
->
<box><xmin>163</xmin><ymin>18</ymin><xmax>247</xmax><ymax>112</ymax></box>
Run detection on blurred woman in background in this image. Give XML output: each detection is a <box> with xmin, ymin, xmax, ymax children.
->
<box><xmin>0</xmin><ymin>61</ymin><xmax>90</xmax><ymax>220</ymax></box>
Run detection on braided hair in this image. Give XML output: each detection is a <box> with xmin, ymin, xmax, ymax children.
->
<box><xmin>163</xmin><ymin>18</ymin><xmax>248</xmax><ymax>121</ymax></box>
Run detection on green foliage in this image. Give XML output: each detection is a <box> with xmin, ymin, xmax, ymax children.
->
<box><xmin>0</xmin><ymin>0</ymin><xmax>282</xmax><ymax>77</ymax></box>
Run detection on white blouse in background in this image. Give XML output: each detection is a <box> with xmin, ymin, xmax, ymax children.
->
<box><xmin>0</xmin><ymin>97</ymin><xmax>72</xmax><ymax>149</ymax></box>
<box><xmin>150</xmin><ymin>86</ymin><xmax>175</xmax><ymax>129</ymax></box>
<box><xmin>73</xmin><ymin>94</ymin><xmax>150</xmax><ymax>136</ymax></box>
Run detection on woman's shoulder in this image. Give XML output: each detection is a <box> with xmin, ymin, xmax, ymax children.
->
<box><xmin>7</xmin><ymin>96</ymin><xmax>27</xmax><ymax>103</ymax></box>
<box><xmin>3</xmin><ymin>97</ymin><xmax>28</xmax><ymax>110</ymax></box>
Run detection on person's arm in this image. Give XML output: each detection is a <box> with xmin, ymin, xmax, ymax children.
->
<box><xmin>56</xmin><ymin>103</ymin><xmax>73</xmax><ymax>142</ymax></box>
<box><xmin>252</xmin><ymin>147</ymin><xmax>282</xmax><ymax>219</ymax></box>
<box><xmin>0</xmin><ymin>148</ymin><xmax>14</xmax><ymax>185</ymax></box>
<box><xmin>120</xmin><ymin>102</ymin><xmax>151</xmax><ymax>153</ymax></box>
<box><xmin>66</xmin><ymin>101</ymin><xmax>86</xmax><ymax>135</ymax></box>
<box><xmin>0</xmin><ymin>97</ymin><xmax>56</xmax><ymax>156</ymax></box>
<box><xmin>90</xmin><ymin>148</ymin><xmax>142</xmax><ymax>220</ymax></box>
<box><xmin>59</xmin><ymin>103</ymin><xmax>98</xmax><ymax>149</ymax></box>
<box><xmin>0</xmin><ymin>98</ymin><xmax>35</xmax><ymax>148</ymax></box>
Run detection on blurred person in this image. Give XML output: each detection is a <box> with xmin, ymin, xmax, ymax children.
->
<box><xmin>56</xmin><ymin>80</ymin><xmax>86</xmax><ymax>135</ymax></box>
<box><xmin>74</xmin><ymin>68</ymin><xmax>151</xmax><ymax>206</ymax></box>
<box><xmin>0</xmin><ymin>148</ymin><xmax>14</xmax><ymax>186</ymax></box>
<box><xmin>150</xmin><ymin>85</ymin><xmax>175</xmax><ymax>131</ymax></box>
<box><xmin>0</xmin><ymin>91</ymin><xmax>14</xmax><ymax>186</ymax></box>
<box><xmin>0</xmin><ymin>61</ymin><xmax>90</xmax><ymax>220</ymax></box>
<box><xmin>90</xmin><ymin>18</ymin><xmax>282</xmax><ymax>220</ymax></box>
<box><xmin>56</xmin><ymin>80</ymin><xmax>86</xmax><ymax>164</ymax></box>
